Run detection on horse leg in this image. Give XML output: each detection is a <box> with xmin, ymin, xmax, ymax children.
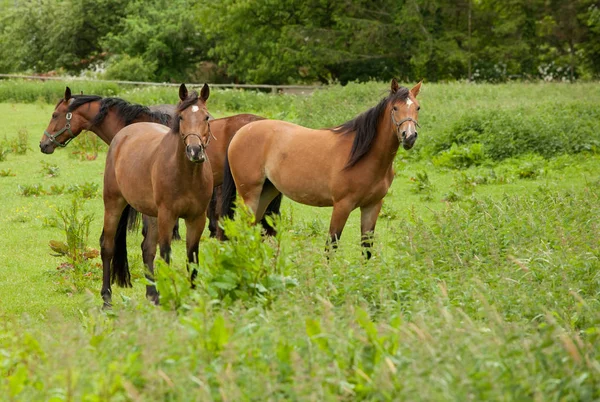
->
<box><xmin>172</xmin><ymin>220</ymin><xmax>181</xmax><ymax>241</ymax></box>
<box><xmin>141</xmin><ymin>216</ymin><xmax>159</xmax><ymax>304</ymax></box>
<box><xmin>360</xmin><ymin>200</ymin><xmax>383</xmax><ymax>260</ymax></box>
<box><xmin>100</xmin><ymin>201</ymin><xmax>127</xmax><ymax>308</ymax></box>
<box><xmin>157</xmin><ymin>208</ymin><xmax>177</xmax><ymax>264</ymax></box>
<box><xmin>207</xmin><ymin>186</ymin><xmax>221</xmax><ymax>238</ymax></box>
<box><xmin>260</xmin><ymin>192</ymin><xmax>283</xmax><ymax>236</ymax></box>
<box><xmin>185</xmin><ymin>214</ymin><xmax>207</xmax><ymax>288</ymax></box>
<box><xmin>325</xmin><ymin>201</ymin><xmax>354</xmax><ymax>255</ymax></box>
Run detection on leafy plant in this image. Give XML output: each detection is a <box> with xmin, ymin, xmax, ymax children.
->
<box><xmin>66</xmin><ymin>182</ymin><xmax>100</xmax><ymax>199</ymax></box>
<box><xmin>50</xmin><ymin>197</ymin><xmax>97</xmax><ymax>266</ymax></box>
<box><xmin>432</xmin><ymin>143</ymin><xmax>486</xmax><ymax>169</ymax></box>
<box><xmin>0</xmin><ymin>168</ymin><xmax>15</xmax><ymax>177</ymax></box>
<box><xmin>39</xmin><ymin>160</ymin><xmax>59</xmax><ymax>177</ymax></box>
<box><xmin>409</xmin><ymin>171</ymin><xmax>435</xmax><ymax>201</ymax></box>
<box><xmin>18</xmin><ymin>183</ymin><xmax>45</xmax><ymax>196</ymax></box>
<box><xmin>8</xmin><ymin>129</ymin><xmax>31</xmax><ymax>155</ymax></box>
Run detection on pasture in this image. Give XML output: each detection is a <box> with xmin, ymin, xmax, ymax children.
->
<box><xmin>1</xmin><ymin>80</ymin><xmax>600</xmax><ymax>400</ymax></box>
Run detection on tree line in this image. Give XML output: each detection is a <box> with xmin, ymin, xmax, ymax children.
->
<box><xmin>1</xmin><ymin>0</ymin><xmax>599</xmax><ymax>84</ymax></box>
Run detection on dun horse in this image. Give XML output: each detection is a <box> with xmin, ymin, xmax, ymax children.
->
<box><xmin>221</xmin><ymin>79</ymin><xmax>422</xmax><ymax>257</ymax></box>
<box><xmin>39</xmin><ymin>87</ymin><xmax>281</xmax><ymax>237</ymax></box>
<box><xmin>100</xmin><ymin>84</ymin><xmax>213</xmax><ymax>307</ymax></box>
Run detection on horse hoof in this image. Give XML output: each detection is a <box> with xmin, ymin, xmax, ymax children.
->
<box><xmin>102</xmin><ymin>301</ymin><xmax>112</xmax><ymax>310</ymax></box>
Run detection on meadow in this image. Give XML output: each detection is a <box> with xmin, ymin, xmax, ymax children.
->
<box><xmin>0</xmin><ymin>80</ymin><xmax>599</xmax><ymax>400</ymax></box>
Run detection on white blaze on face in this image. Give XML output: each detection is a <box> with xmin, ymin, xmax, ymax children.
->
<box><xmin>406</xmin><ymin>98</ymin><xmax>413</xmax><ymax>110</ymax></box>
<box><xmin>191</xmin><ymin>105</ymin><xmax>199</xmax><ymax>113</ymax></box>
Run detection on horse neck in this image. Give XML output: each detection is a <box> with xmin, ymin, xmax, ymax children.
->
<box><xmin>172</xmin><ymin>132</ymin><xmax>207</xmax><ymax>177</ymax></box>
<box><xmin>368</xmin><ymin>106</ymin><xmax>400</xmax><ymax>172</ymax></box>
<box><xmin>87</xmin><ymin>108</ymin><xmax>126</xmax><ymax>145</ymax></box>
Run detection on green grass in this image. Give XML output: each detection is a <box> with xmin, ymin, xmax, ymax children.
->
<box><xmin>1</xmin><ymin>81</ymin><xmax>600</xmax><ymax>400</ymax></box>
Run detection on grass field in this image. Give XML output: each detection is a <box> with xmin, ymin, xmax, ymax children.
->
<box><xmin>1</xmin><ymin>82</ymin><xmax>600</xmax><ymax>400</ymax></box>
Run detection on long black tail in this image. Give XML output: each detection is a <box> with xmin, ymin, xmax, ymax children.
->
<box><xmin>126</xmin><ymin>207</ymin><xmax>140</xmax><ymax>232</ymax></box>
<box><xmin>220</xmin><ymin>153</ymin><xmax>237</xmax><ymax>227</ymax></box>
<box><xmin>112</xmin><ymin>204</ymin><xmax>132</xmax><ymax>287</ymax></box>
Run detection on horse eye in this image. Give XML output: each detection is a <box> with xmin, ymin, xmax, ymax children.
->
<box><xmin>179</xmin><ymin>116</ymin><xmax>183</xmax><ymax>121</ymax></box>
<box><xmin>52</xmin><ymin>113</ymin><xmax>58</xmax><ymax>119</ymax></box>
<box><xmin>417</xmin><ymin>106</ymin><xmax>421</xmax><ymax>111</ymax></box>
<box><xmin>205</xmin><ymin>116</ymin><xmax>210</xmax><ymax>121</ymax></box>
<box><xmin>392</xmin><ymin>106</ymin><xmax>397</xmax><ymax>111</ymax></box>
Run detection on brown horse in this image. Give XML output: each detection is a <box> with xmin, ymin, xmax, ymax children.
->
<box><xmin>100</xmin><ymin>84</ymin><xmax>213</xmax><ymax>307</ymax></box>
<box><xmin>39</xmin><ymin>87</ymin><xmax>280</xmax><ymax>237</ymax></box>
<box><xmin>221</xmin><ymin>79</ymin><xmax>422</xmax><ymax>257</ymax></box>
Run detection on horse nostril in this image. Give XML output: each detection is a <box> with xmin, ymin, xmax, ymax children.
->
<box><xmin>414</xmin><ymin>132</ymin><xmax>418</xmax><ymax>138</ymax></box>
<box><xmin>401</xmin><ymin>131</ymin><xmax>406</xmax><ymax>139</ymax></box>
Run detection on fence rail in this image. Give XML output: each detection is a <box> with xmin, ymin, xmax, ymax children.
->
<box><xmin>0</xmin><ymin>74</ymin><xmax>321</xmax><ymax>94</ymax></box>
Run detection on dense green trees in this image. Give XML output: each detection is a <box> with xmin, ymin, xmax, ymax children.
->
<box><xmin>1</xmin><ymin>0</ymin><xmax>599</xmax><ymax>83</ymax></box>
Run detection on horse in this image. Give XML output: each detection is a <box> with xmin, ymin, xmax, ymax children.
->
<box><xmin>220</xmin><ymin>79</ymin><xmax>422</xmax><ymax>258</ymax></box>
<box><xmin>39</xmin><ymin>87</ymin><xmax>282</xmax><ymax>238</ymax></box>
<box><xmin>100</xmin><ymin>83</ymin><xmax>213</xmax><ymax>307</ymax></box>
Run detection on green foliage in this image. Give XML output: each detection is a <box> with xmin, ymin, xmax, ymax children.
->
<box><xmin>409</xmin><ymin>171</ymin><xmax>436</xmax><ymax>201</ymax></box>
<box><xmin>66</xmin><ymin>182</ymin><xmax>100</xmax><ymax>199</ymax></box>
<box><xmin>0</xmin><ymin>168</ymin><xmax>15</xmax><ymax>177</ymax></box>
<box><xmin>53</xmin><ymin>197</ymin><xmax>95</xmax><ymax>266</ymax></box>
<box><xmin>155</xmin><ymin>203</ymin><xmax>295</xmax><ymax>310</ymax></box>
<box><xmin>4</xmin><ymin>128</ymin><xmax>31</xmax><ymax>155</ymax></box>
<box><xmin>426</xmin><ymin>100</ymin><xmax>600</xmax><ymax>161</ymax></box>
<box><xmin>199</xmin><ymin>203</ymin><xmax>295</xmax><ymax>305</ymax></box>
<box><xmin>2</xmin><ymin>96</ymin><xmax>600</xmax><ymax>399</ymax></box>
<box><xmin>102</xmin><ymin>0</ymin><xmax>206</xmax><ymax>82</ymax></box>
<box><xmin>104</xmin><ymin>54</ymin><xmax>157</xmax><ymax>82</ymax></box>
<box><xmin>39</xmin><ymin>161</ymin><xmax>59</xmax><ymax>177</ymax></box>
<box><xmin>18</xmin><ymin>183</ymin><xmax>45</xmax><ymax>197</ymax></box>
<box><xmin>2</xmin><ymin>0</ymin><xmax>599</xmax><ymax>83</ymax></box>
<box><xmin>432</xmin><ymin>143</ymin><xmax>486</xmax><ymax>169</ymax></box>
<box><xmin>0</xmin><ymin>0</ymin><xmax>127</xmax><ymax>74</ymax></box>
<box><xmin>0</xmin><ymin>143</ymin><xmax>9</xmax><ymax>161</ymax></box>
<box><xmin>0</xmin><ymin>80</ymin><xmax>120</xmax><ymax>104</ymax></box>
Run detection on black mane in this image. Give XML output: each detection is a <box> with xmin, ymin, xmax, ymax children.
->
<box><xmin>171</xmin><ymin>91</ymin><xmax>200</xmax><ymax>134</ymax></box>
<box><xmin>62</xmin><ymin>95</ymin><xmax>172</xmax><ymax>127</ymax></box>
<box><xmin>332</xmin><ymin>86</ymin><xmax>410</xmax><ymax>168</ymax></box>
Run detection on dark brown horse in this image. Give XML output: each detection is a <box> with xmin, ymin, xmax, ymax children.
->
<box><xmin>101</xmin><ymin>84</ymin><xmax>213</xmax><ymax>307</ymax></box>
<box><xmin>221</xmin><ymin>79</ymin><xmax>422</xmax><ymax>257</ymax></box>
<box><xmin>39</xmin><ymin>87</ymin><xmax>281</xmax><ymax>237</ymax></box>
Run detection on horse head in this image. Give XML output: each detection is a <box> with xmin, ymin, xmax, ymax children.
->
<box><xmin>40</xmin><ymin>87</ymin><xmax>96</xmax><ymax>154</ymax></box>
<box><xmin>175</xmin><ymin>83</ymin><xmax>211</xmax><ymax>163</ymax></box>
<box><xmin>389</xmin><ymin>79</ymin><xmax>422</xmax><ymax>150</ymax></box>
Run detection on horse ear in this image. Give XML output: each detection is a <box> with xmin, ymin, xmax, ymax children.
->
<box><xmin>64</xmin><ymin>86</ymin><xmax>72</xmax><ymax>101</ymax></box>
<box><xmin>391</xmin><ymin>78</ymin><xmax>399</xmax><ymax>94</ymax></box>
<box><xmin>179</xmin><ymin>83</ymin><xmax>188</xmax><ymax>101</ymax></box>
<box><xmin>200</xmin><ymin>83</ymin><xmax>210</xmax><ymax>102</ymax></box>
<box><xmin>410</xmin><ymin>80</ymin><xmax>423</xmax><ymax>97</ymax></box>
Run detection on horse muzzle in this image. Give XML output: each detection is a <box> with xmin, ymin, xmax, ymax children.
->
<box><xmin>186</xmin><ymin>144</ymin><xmax>206</xmax><ymax>163</ymax></box>
<box><xmin>402</xmin><ymin>132</ymin><xmax>418</xmax><ymax>150</ymax></box>
<box><xmin>40</xmin><ymin>141</ymin><xmax>56</xmax><ymax>154</ymax></box>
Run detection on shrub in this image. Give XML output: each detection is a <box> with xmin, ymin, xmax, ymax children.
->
<box><xmin>104</xmin><ymin>55</ymin><xmax>157</xmax><ymax>82</ymax></box>
<box><xmin>432</xmin><ymin>143</ymin><xmax>486</xmax><ymax>169</ymax></box>
<box><xmin>157</xmin><ymin>202</ymin><xmax>296</xmax><ymax>310</ymax></box>
<box><xmin>424</xmin><ymin>101</ymin><xmax>600</xmax><ymax>161</ymax></box>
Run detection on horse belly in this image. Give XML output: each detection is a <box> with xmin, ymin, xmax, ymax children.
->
<box><xmin>267</xmin><ymin>159</ymin><xmax>333</xmax><ymax>207</ymax></box>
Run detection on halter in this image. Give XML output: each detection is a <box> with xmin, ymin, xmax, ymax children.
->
<box><xmin>43</xmin><ymin>112</ymin><xmax>76</xmax><ymax>147</ymax></box>
<box><xmin>391</xmin><ymin>110</ymin><xmax>420</xmax><ymax>137</ymax></box>
<box><xmin>182</xmin><ymin>122</ymin><xmax>215</xmax><ymax>148</ymax></box>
